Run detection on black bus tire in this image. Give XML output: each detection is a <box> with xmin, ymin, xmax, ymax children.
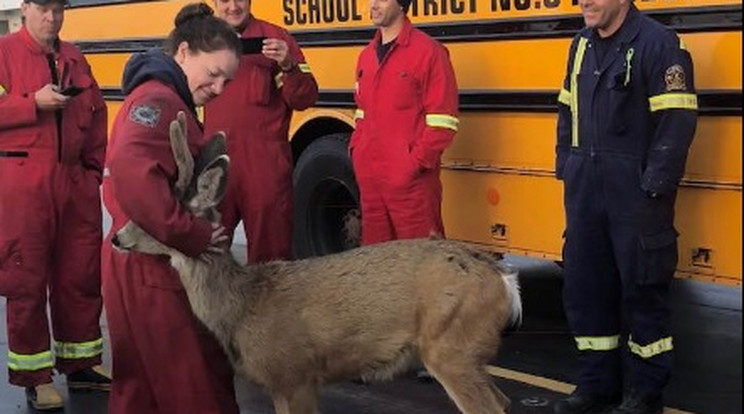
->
<box><xmin>292</xmin><ymin>133</ymin><xmax>360</xmax><ymax>259</ymax></box>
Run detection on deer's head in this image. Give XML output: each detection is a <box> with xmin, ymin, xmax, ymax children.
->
<box><xmin>112</xmin><ymin>111</ymin><xmax>229</xmax><ymax>256</ymax></box>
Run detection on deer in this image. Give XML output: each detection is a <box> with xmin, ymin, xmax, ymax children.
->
<box><xmin>111</xmin><ymin>112</ymin><xmax>523</xmax><ymax>414</ymax></box>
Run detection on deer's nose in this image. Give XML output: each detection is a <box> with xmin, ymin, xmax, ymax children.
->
<box><xmin>111</xmin><ymin>234</ymin><xmax>121</xmax><ymax>247</ymax></box>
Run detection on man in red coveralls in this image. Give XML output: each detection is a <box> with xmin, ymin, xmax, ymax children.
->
<box><xmin>0</xmin><ymin>0</ymin><xmax>109</xmax><ymax>410</ymax></box>
<box><xmin>205</xmin><ymin>0</ymin><xmax>319</xmax><ymax>263</ymax></box>
<box><xmin>350</xmin><ymin>0</ymin><xmax>459</xmax><ymax>245</ymax></box>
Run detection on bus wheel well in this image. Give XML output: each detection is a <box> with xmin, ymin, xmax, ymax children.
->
<box><xmin>291</xmin><ymin>117</ymin><xmax>353</xmax><ymax>166</ymax></box>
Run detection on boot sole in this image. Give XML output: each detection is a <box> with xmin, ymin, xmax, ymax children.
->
<box><xmin>28</xmin><ymin>400</ymin><xmax>64</xmax><ymax>411</ymax></box>
<box><xmin>67</xmin><ymin>382</ymin><xmax>111</xmax><ymax>392</ymax></box>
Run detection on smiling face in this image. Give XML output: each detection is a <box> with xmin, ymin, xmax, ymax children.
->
<box><xmin>174</xmin><ymin>42</ymin><xmax>239</xmax><ymax>106</ymax></box>
<box><xmin>369</xmin><ymin>0</ymin><xmax>404</xmax><ymax>28</ymax></box>
<box><xmin>21</xmin><ymin>1</ymin><xmax>65</xmax><ymax>48</ymax></box>
<box><xmin>579</xmin><ymin>0</ymin><xmax>630</xmax><ymax>37</ymax></box>
<box><xmin>213</xmin><ymin>0</ymin><xmax>250</xmax><ymax>30</ymax></box>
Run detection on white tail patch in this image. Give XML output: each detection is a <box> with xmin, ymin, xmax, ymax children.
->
<box><xmin>500</xmin><ymin>263</ymin><xmax>523</xmax><ymax>330</ymax></box>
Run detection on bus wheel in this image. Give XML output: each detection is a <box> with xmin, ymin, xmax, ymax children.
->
<box><xmin>292</xmin><ymin>133</ymin><xmax>360</xmax><ymax>259</ymax></box>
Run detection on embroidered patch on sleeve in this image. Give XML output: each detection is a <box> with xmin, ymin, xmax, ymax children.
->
<box><xmin>129</xmin><ymin>104</ymin><xmax>162</xmax><ymax>128</ymax></box>
<box><xmin>664</xmin><ymin>64</ymin><xmax>687</xmax><ymax>92</ymax></box>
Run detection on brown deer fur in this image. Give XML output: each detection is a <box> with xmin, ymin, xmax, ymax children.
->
<box><xmin>112</xmin><ymin>112</ymin><xmax>522</xmax><ymax>414</ymax></box>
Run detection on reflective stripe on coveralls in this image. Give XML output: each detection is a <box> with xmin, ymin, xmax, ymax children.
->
<box><xmin>7</xmin><ymin>350</ymin><xmax>54</xmax><ymax>371</ymax></box>
<box><xmin>425</xmin><ymin>114</ymin><xmax>459</xmax><ymax>131</ymax></box>
<box><xmin>628</xmin><ymin>336</ymin><xmax>674</xmax><ymax>359</ymax></box>
<box><xmin>274</xmin><ymin>64</ymin><xmax>312</xmax><ymax>89</ymax></box>
<box><xmin>574</xmin><ymin>335</ymin><xmax>621</xmax><ymax>351</ymax></box>
<box><xmin>354</xmin><ymin>109</ymin><xmax>365</xmax><ymax>121</ymax></box>
<box><xmin>649</xmin><ymin>93</ymin><xmax>698</xmax><ymax>112</ymax></box>
<box><xmin>570</xmin><ymin>37</ymin><xmax>589</xmax><ymax>147</ymax></box>
<box><xmin>54</xmin><ymin>337</ymin><xmax>104</xmax><ymax>359</ymax></box>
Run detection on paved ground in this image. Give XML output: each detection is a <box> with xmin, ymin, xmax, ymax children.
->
<box><xmin>1</xmin><ymin>248</ymin><xmax>741</xmax><ymax>414</ymax></box>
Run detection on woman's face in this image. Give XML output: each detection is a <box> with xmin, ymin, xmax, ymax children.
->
<box><xmin>175</xmin><ymin>42</ymin><xmax>239</xmax><ymax>106</ymax></box>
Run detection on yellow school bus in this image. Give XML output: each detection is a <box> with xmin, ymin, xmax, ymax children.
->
<box><xmin>61</xmin><ymin>0</ymin><xmax>742</xmax><ymax>290</ymax></box>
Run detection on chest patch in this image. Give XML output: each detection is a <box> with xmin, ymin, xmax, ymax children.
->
<box><xmin>664</xmin><ymin>64</ymin><xmax>687</xmax><ymax>92</ymax></box>
<box><xmin>129</xmin><ymin>104</ymin><xmax>162</xmax><ymax>128</ymax></box>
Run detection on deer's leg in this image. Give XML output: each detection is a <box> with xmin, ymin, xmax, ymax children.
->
<box><xmin>422</xmin><ymin>352</ymin><xmax>508</xmax><ymax>414</ymax></box>
<box><xmin>272</xmin><ymin>385</ymin><xmax>319</xmax><ymax>414</ymax></box>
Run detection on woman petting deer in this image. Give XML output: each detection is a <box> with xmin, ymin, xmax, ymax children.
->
<box><xmin>105</xmin><ymin>3</ymin><xmax>522</xmax><ymax>414</ymax></box>
<box><xmin>101</xmin><ymin>3</ymin><xmax>241</xmax><ymax>414</ymax></box>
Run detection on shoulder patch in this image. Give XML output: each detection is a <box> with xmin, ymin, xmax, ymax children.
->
<box><xmin>129</xmin><ymin>104</ymin><xmax>161</xmax><ymax>128</ymax></box>
<box><xmin>664</xmin><ymin>64</ymin><xmax>687</xmax><ymax>92</ymax></box>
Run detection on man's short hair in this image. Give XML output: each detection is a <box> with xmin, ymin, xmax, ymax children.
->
<box><xmin>397</xmin><ymin>0</ymin><xmax>412</xmax><ymax>13</ymax></box>
<box><xmin>24</xmin><ymin>0</ymin><xmax>69</xmax><ymax>6</ymax></box>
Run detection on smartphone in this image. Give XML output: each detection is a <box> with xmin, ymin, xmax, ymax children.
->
<box><xmin>241</xmin><ymin>37</ymin><xmax>266</xmax><ymax>55</ymax></box>
<box><xmin>60</xmin><ymin>85</ymin><xmax>84</xmax><ymax>97</ymax></box>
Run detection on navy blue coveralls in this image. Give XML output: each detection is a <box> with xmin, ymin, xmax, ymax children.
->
<box><xmin>556</xmin><ymin>4</ymin><xmax>698</xmax><ymax>399</ymax></box>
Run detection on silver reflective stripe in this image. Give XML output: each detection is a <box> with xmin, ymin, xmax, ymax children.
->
<box><xmin>8</xmin><ymin>350</ymin><xmax>54</xmax><ymax>371</ymax></box>
<box><xmin>648</xmin><ymin>93</ymin><xmax>698</xmax><ymax>112</ymax></box>
<box><xmin>298</xmin><ymin>63</ymin><xmax>312</xmax><ymax>74</ymax></box>
<box><xmin>425</xmin><ymin>114</ymin><xmax>459</xmax><ymax>132</ymax></box>
<box><xmin>628</xmin><ymin>336</ymin><xmax>674</xmax><ymax>359</ymax></box>
<box><xmin>571</xmin><ymin>37</ymin><xmax>588</xmax><ymax>147</ymax></box>
<box><xmin>54</xmin><ymin>338</ymin><xmax>104</xmax><ymax>360</ymax></box>
<box><xmin>354</xmin><ymin>109</ymin><xmax>365</xmax><ymax>121</ymax></box>
<box><xmin>558</xmin><ymin>88</ymin><xmax>571</xmax><ymax>106</ymax></box>
<box><xmin>575</xmin><ymin>335</ymin><xmax>620</xmax><ymax>351</ymax></box>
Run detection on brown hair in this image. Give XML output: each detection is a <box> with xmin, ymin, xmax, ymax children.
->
<box><xmin>163</xmin><ymin>3</ymin><xmax>240</xmax><ymax>59</ymax></box>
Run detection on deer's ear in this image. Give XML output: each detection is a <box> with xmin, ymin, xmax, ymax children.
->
<box><xmin>194</xmin><ymin>154</ymin><xmax>229</xmax><ymax>207</ymax></box>
<box><xmin>170</xmin><ymin>111</ymin><xmax>194</xmax><ymax>198</ymax></box>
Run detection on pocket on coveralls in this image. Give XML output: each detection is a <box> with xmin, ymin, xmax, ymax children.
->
<box><xmin>0</xmin><ymin>239</ymin><xmax>24</xmax><ymax>298</ymax></box>
<box><xmin>244</xmin><ymin>57</ymin><xmax>274</xmax><ymax>106</ymax></box>
<box><xmin>638</xmin><ymin>228</ymin><xmax>679</xmax><ymax>285</ymax></box>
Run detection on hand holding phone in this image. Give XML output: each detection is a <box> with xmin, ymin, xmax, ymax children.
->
<box><xmin>60</xmin><ymin>85</ymin><xmax>84</xmax><ymax>97</ymax></box>
<box><xmin>241</xmin><ymin>37</ymin><xmax>266</xmax><ymax>55</ymax></box>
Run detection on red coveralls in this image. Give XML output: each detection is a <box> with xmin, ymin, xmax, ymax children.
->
<box><xmin>0</xmin><ymin>27</ymin><xmax>107</xmax><ymax>386</ymax></box>
<box><xmin>351</xmin><ymin>18</ymin><xmax>459</xmax><ymax>245</ymax></box>
<box><xmin>204</xmin><ymin>16</ymin><xmax>318</xmax><ymax>263</ymax></box>
<box><xmin>102</xmin><ymin>79</ymin><xmax>237</xmax><ymax>414</ymax></box>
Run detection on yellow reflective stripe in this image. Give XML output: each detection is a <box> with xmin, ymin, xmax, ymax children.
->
<box><xmin>425</xmin><ymin>114</ymin><xmax>459</xmax><ymax>132</ymax></box>
<box><xmin>8</xmin><ymin>350</ymin><xmax>54</xmax><ymax>371</ymax></box>
<box><xmin>575</xmin><ymin>335</ymin><xmax>620</xmax><ymax>351</ymax></box>
<box><xmin>195</xmin><ymin>106</ymin><xmax>204</xmax><ymax>123</ymax></box>
<box><xmin>354</xmin><ymin>109</ymin><xmax>365</xmax><ymax>121</ymax></box>
<box><xmin>0</xmin><ymin>83</ymin><xmax>6</xmax><ymax>95</ymax></box>
<box><xmin>54</xmin><ymin>338</ymin><xmax>104</xmax><ymax>359</ymax></box>
<box><xmin>558</xmin><ymin>88</ymin><xmax>571</xmax><ymax>106</ymax></box>
<box><xmin>679</xmin><ymin>38</ymin><xmax>687</xmax><ymax>50</ymax></box>
<box><xmin>628</xmin><ymin>336</ymin><xmax>674</xmax><ymax>359</ymax></box>
<box><xmin>275</xmin><ymin>72</ymin><xmax>284</xmax><ymax>89</ymax></box>
<box><xmin>570</xmin><ymin>37</ymin><xmax>588</xmax><ymax>147</ymax></box>
<box><xmin>298</xmin><ymin>63</ymin><xmax>312</xmax><ymax>74</ymax></box>
<box><xmin>648</xmin><ymin>93</ymin><xmax>698</xmax><ymax>112</ymax></box>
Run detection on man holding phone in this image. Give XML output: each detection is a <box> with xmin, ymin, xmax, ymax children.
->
<box><xmin>205</xmin><ymin>0</ymin><xmax>318</xmax><ymax>264</ymax></box>
<box><xmin>0</xmin><ymin>0</ymin><xmax>109</xmax><ymax>410</ymax></box>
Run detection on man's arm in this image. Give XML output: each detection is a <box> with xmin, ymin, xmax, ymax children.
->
<box><xmin>641</xmin><ymin>34</ymin><xmax>698</xmax><ymax>196</ymax></box>
<box><xmin>410</xmin><ymin>44</ymin><xmax>459</xmax><ymax>171</ymax></box>
<box><xmin>349</xmin><ymin>54</ymin><xmax>366</xmax><ymax>156</ymax></box>
<box><xmin>556</xmin><ymin>37</ymin><xmax>579</xmax><ymax>180</ymax></box>
<box><xmin>277</xmin><ymin>33</ymin><xmax>319</xmax><ymax>111</ymax></box>
<box><xmin>80</xmin><ymin>64</ymin><xmax>108</xmax><ymax>184</ymax></box>
<box><xmin>0</xmin><ymin>47</ymin><xmax>38</xmax><ymax>130</ymax></box>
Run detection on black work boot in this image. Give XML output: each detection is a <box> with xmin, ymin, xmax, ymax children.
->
<box><xmin>610</xmin><ymin>391</ymin><xmax>663</xmax><ymax>414</ymax></box>
<box><xmin>66</xmin><ymin>365</ymin><xmax>111</xmax><ymax>392</ymax></box>
<box><xmin>554</xmin><ymin>391</ymin><xmax>621</xmax><ymax>414</ymax></box>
